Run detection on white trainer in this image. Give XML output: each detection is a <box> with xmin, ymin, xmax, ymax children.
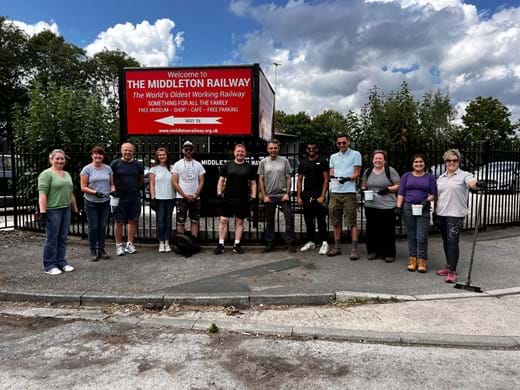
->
<box><xmin>159</xmin><ymin>242</ymin><xmax>165</xmax><ymax>253</ymax></box>
<box><xmin>62</xmin><ymin>265</ymin><xmax>75</xmax><ymax>272</ymax></box>
<box><xmin>116</xmin><ymin>244</ymin><xmax>125</xmax><ymax>256</ymax></box>
<box><xmin>318</xmin><ymin>242</ymin><xmax>329</xmax><ymax>255</ymax></box>
<box><xmin>164</xmin><ymin>242</ymin><xmax>172</xmax><ymax>252</ymax></box>
<box><xmin>125</xmin><ymin>242</ymin><xmax>136</xmax><ymax>254</ymax></box>
<box><xmin>44</xmin><ymin>267</ymin><xmax>62</xmax><ymax>276</ymax></box>
<box><xmin>300</xmin><ymin>241</ymin><xmax>316</xmax><ymax>252</ymax></box>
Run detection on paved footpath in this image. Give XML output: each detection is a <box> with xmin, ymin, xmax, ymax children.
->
<box><xmin>0</xmin><ymin>227</ymin><xmax>519</xmax><ymax>348</ymax></box>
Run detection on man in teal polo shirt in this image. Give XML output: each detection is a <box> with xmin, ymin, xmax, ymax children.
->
<box><xmin>328</xmin><ymin>134</ymin><xmax>362</xmax><ymax>259</ymax></box>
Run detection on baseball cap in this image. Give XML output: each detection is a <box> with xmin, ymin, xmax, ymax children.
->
<box><xmin>183</xmin><ymin>140</ymin><xmax>194</xmax><ymax>148</ymax></box>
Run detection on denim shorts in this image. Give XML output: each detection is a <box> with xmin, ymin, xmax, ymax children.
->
<box><xmin>114</xmin><ymin>197</ymin><xmax>141</xmax><ymax>223</ymax></box>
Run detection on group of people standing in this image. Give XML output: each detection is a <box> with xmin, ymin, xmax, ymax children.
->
<box><xmin>37</xmin><ymin>134</ymin><xmax>482</xmax><ymax>284</ymax></box>
<box><xmin>292</xmin><ymin>135</ymin><xmax>482</xmax><ymax>284</ymax></box>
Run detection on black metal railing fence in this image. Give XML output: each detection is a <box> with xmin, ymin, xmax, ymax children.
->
<box><xmin>2</xmin><ymin>137</ymin><xmax>520</xmax><ymax>242</ymax></box>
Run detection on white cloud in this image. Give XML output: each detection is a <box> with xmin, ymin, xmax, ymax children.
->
<box><xmin>85</xmin><ymin>19</ymin><xmax>183</xmax><ymax>66</ymax></box>
<box><xmin>9</xmin><ymin>20</ymin><xmax>60</xmax><ymax>36</ymax></box>
<box><xmin>232</xmin><ymin>0</ymin><xmax>520</xmax><ymax>122</ymax></box>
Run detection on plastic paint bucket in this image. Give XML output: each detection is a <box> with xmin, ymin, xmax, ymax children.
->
<box><xmin>109</xmin><ymin>195</ymin><xmax>120</xmax><ymax>208</ymax></box>
<box><xmin>411</xmin><ymin>204</ymin><xmax>423</xmax><ymax>216</ymax></box>
<box><xmin>364</xmin><ymin>190</ymin><xmax>374</xmax><ymax>201</ymax></box>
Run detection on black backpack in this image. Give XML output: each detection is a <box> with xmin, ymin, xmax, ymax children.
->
<box><xmin>173</xmin><ymin>233</ymin><xmax>201</xmax><ymax>257</ymax></box>
<box><xmin>364</xmin><ymin>165</ymin><xmax>393</xmax><ymax>184</ymax></box>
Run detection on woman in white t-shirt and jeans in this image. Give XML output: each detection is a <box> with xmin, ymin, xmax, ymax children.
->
<box><xmin>149</xmin><ymin>147</ymin><xmax>175</xmax><ymax>252</ymax></box>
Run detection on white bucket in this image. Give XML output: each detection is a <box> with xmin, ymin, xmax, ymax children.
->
<box><xmin>364</xmin><ymin>190</ymin><xmax>374</xmax><ymax>201</ymax></box>
<box><xmin>109</xmin><ymin>195</ymin><xmax>120</xmax><ymax>208</ymax></box>
<box><xmin>411</xmin><ymin>204</ymin><xmax>423</xmax><ymax>216</ymax></box>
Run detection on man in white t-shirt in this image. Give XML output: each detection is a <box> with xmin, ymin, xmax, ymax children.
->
<box><xmin>172</xmin><ymin>141</ymin><xmax>206</xmax><ymax>237</ymax></box>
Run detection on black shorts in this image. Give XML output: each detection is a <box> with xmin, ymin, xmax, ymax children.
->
<box><xmin>220</xmin><ymin>198</ymin><xmax>250</xmax><ymax>219</ymax></box>
<box><xmin>176</xmin><ymin>198</ymin><xmax>201</xmax><ymax>224</ymax></box>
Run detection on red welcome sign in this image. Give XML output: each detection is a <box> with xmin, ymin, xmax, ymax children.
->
<box><xmin>123</xmin><ymin>67</ymin><xmax>254</xmax><ymax>135</ymax></box>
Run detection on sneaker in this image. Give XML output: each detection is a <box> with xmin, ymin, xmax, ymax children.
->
<box><xmin>327</xmin><ymin>247</ymin><xmax>342</xmax><ymax>257</ymax></box>
<box><xmin>90</xmin><ymin>249</ymin><xmax>99</xmax><ymax>262</ymax></box>
<box><xmin>318</xmin><ymin>242</ymin><xmax>329</xmax><ymax>255</ymax></box>
<box><xmin>214</xmin><ymin>244</ymin><xmax>225</xmax><ymax>255</ymax></box>
<box><xmin>445</xmin><ymin>271</ymin><xmax>458</xmax><ymax>283</ymax></box>
<box><xmin>164</xmin><ymin>242</ymin><xmax>172</xmax><ymax>252</ymax></box>
<box><xmin>61</xmin><ymin>265</ymin><xmax>75</xmax><ymax>272</ymax></box>
<box><xmin>125</xmin><ymin>242</ymin><xmax>136</xmax><ymax>254</ymax></box>
<box><xmin>44</xmin><ymin>267</ymin><xmax>62</xmax><ymax>276</ymax></box>
<box><xmin>159</xmin><ymin>242</ymin><xmax>165</xmax><ymax>253</ymax></box>
<box><xmin>98</xmin><ymin>248</ymin><xmax>110</xmax><ymax>260</ymax></box>
<box><xmin>233</xmin><ymin>243</ymin><xmax>244</xmax><ymax>254</ymax></box>
<box><xmin>116</xmin><ymin>244</ymin><xmax>125</xmax><ymax>256</ymax></box>
<box><xmin>300</xmin><ymin>241</ymin><xmax>316</xmax><ymax>252</ymax></box>
<box><xmin>350</xmin><ymin>249</ymin><xmax>360</xmax><ymax>261</ymax></box>
<box><xmin>436</xmin><ymin>266</ymin><xmax>450</xmax><ymax>276</ymax></box>
<box><xmin>367</xmin><ymin>252</ymin><xmax>377</xmax><ymax>260</ymax></box>
<box><xmin>384</xmin><ymin>257</ymin><xmax>395</xmax><ymax>263</ymax></box>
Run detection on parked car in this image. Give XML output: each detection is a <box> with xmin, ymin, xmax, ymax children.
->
<box><xmin>475</xmin><ymin>161</ymin><xmax>520</xmax><ymax>193</ymax></box>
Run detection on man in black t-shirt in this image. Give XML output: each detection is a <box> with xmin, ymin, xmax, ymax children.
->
<box><xmin>110</xmin><ymin>142</ymin><xmax>144</xmax><ymax>256</ymax></box>
<box><xmin>214</xmin><ymin>144</ymin><xmax>257</xmax><ymax>255</ymax></box>
<box><xmin>297</xmin><ymin>142</ymin><xmax>329</xmax><ymax>255</ymax></box>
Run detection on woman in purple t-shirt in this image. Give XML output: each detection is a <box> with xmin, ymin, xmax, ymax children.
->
<box><xmin>396</xmin><ymin>154</ymin><xmax>437</xmax><ymax>273</ymax></box>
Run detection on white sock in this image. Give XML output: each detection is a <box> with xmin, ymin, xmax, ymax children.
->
<box><xmin>234</xmin><ymin>240</ymin><xmax>240</xmax><ymax>245</ymax></box>
<box><xmin>219</xmin><ymin>239</ymin><xmax>225</xmax><ymax>245</ymax></box>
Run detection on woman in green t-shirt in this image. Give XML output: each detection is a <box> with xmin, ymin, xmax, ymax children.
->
<box><xmin>38</xmin><ymin>149</ymin><xmax>78</xmax><ymax>275</ymax></box>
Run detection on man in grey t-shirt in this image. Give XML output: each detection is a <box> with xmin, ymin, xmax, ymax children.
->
<box><xmin>258</xmin><ymin>139</ymin><xmax>295</xmax><ymax>252</ymax></box>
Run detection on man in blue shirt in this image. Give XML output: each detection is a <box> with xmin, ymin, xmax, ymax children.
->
<box><xmin>328</xmin><ymin>134</ymin><xmax>362</xmax><ymax>259</ymax></box>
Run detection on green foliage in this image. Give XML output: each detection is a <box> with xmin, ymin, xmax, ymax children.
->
<box><xmin>14</xmin><ymin>82</ymin><xmax>114</xmax><ymax>154</ymax></box>
<box><xmin>0</xmin><ymin>17</ymin><xmax>31</xmax><ymax>139</ymax></box>
<box><xmin>27</xmin><ymin>30</ymin><xmax>88</xmax><ymax>89</ymax></box>
<box><xmin>462</xmin><ymin>96</ymin><xmax>516</xmax><ymax>142</ymax></box>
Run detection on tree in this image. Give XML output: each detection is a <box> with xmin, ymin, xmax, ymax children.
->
<box><xmin>27</xmin><ymin>30</ymin><xmax>89</xmax><ymax>89</ymax></box>
<box><xmin>85</xmin><ymin>50</ymin><xmax>140</xmax><ymax>138</ymax></box>
<box><xmin>0</xmin><ymin>17</ymin><xmax>30</xmax><ymax>142</ymax></box>
<box><xmin>419</xmin><ymin>90</ymin><xmax>455</xmax><ymax>143</ymax></box>
<box><xmin>274</xmin><ymin>111</ymin><xmax>313</xmax><ymax>139</ymax></box>
<box><xmin>358</xmin><ymin>82</ymin><xmax>420</xmax><ymax>152</ymax></box>
<box><xmin>14</xmin><ymin>82</ymin><xmax>114</xmax><ymax>154</ymax></box>
<box><xmin>462</xmin><ymin>96</ymin><xmax>516</xmax><ymax>142</ymax></box>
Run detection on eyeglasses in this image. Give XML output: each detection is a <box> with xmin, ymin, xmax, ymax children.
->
<box><xmin>445</xmin><ymin>159</ymin><xmax>459</xmax><ymax>163</ymax></box>
<box><xmin>307</xmin><ymin>147</ymin><xmax>317</xmax><ymax>151</ymax></box>
<box><xmin>184</xmin><ymin>148</ymin><xmax>193</xmax><ymax>152</ymax></box>
<box><xmin>336</xmin><ymin>142</ymin><xmax>347</xmax><ymax>145</ymax></box>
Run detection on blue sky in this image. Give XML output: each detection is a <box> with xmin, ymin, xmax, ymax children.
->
<box><xmin>3</xmin><ymin>0</ymin><xmax>520</xmax><ymax>121</ymax></box>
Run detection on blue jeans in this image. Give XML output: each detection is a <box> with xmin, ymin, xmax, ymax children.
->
<box><xmin>43</xmin><ymin>207</ymin><xmax>71</xmax><ymax>271</ymax></box>
<box><xmin>85</xmin><ymin>200</ymin><xmax>110</xmax><ymax>250</ymax></box>
<box><xmin>403</xmin><ymin>203</ymin><xmax>430</xmax><ymax>259</ymax></box>
<box><xmin>264</xmin><ymin>197</ymin><xmax>294</xmax><ymax>246</ymax></box>
<box><xmin>156</xmin><ymin>199</ymin><xmax>174</xmax><ymax>241</ymax></box>
<box><xmin>437</xmin><ymin>216</ymin><xmax>464</xmax><ymax>271</ymax></box>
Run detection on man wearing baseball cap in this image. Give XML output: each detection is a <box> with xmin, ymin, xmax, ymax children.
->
<box><xmin>172</xmin><ymin>141</ymin><xmax>206</xmax><ymax>238</ymax></box>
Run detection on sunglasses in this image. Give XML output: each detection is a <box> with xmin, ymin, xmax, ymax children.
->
<box><xmin>336</xmin><ymin>142</ymin><xmax>347</xmax><ymax>145</ymax></box>
<box><xmin>445</xmin><ymin>159</ymin><xmax>459</xmax><ymax>163</ymax></box>
<box><xmin>307</xmin><ymin>147</ymin><xmax>317</xmax><ymax>151</ymax></box>
<box><xmin>184</xmin><ymin>148</ymin><xmax>193</xmax><ymax>152</ymax></box>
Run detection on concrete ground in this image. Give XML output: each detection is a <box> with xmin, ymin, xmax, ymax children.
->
<box><xmin>0</xmin><ymin>226</ymin><xmax>519</xmax><ymax>348</ymax></box>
